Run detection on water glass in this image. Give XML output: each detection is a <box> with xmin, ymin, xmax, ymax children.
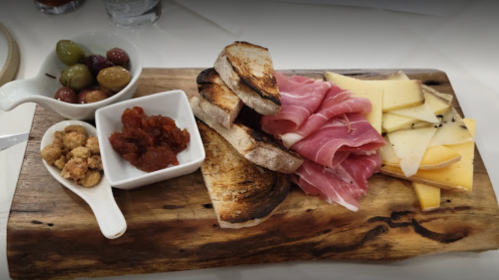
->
<box><xmin>102</xmin><ymin>0</ymin><xmax>162</xmax><ymax>29</ymax></box>
<box><xmin>34</xmin><ymin>0</ymin><xmax>86</xmax><ymax>15</ymax></box>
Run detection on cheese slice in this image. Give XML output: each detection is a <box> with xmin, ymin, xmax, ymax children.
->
<box><xmin>413</xmin><ymin>182</ymin><xmax>441</xmax><ymax>211</ymax></box>
<box><xmin>418</xmin><ymin>145</ymin><xmax>462</xmax><ymax>170</ymax></box>
<box><xmin>381</xmin><ymin>118</ymin><xmax>476</xmax><ymax>191</ymax></box>
<box><xmin>424</xmin><ymin>88</ymin><xmax>451</xmax><ymax>115</ymax></box>
<box><xmin>378</xmin><ymin>137</ymin><xmax>399</xmax><ymax>164</ymax></box>
<box><xmin>382</xmin><ymin>113</ymin><xmax>431</xmax><ymax>133</ymax></box>
<box><xmin>429</xmin><ymin>108</ymin><xmax>473</xmax><ymax>147</ymax></box>
<box><xmin>387</xmin><ymin>127</ymin><xmax>437</xmax><ymax>177</ymax></box>
<box><xmin>382</xmin><ymin>143</ymin><xmax>461</xmax><ymax>170</ymax></box>
<box><xmin>389</xmin><ymin>102</ymin><xmax>439</xmax><ymax>123</ymax></box>
<box><xmin>423</xmin><ymin>84</ymin><xmax>453</xmax><ymax>103</ymax></box>
<box><xmin>324</xmin><ymin>71</ymin><xmax>382</xmax><ymax>134</ymax></box>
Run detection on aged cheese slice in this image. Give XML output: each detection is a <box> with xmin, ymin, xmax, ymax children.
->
<box><xmin>389</xmin><ymin>103</ymin><xmax>439</xmax><ymax>123</ymax></box>
<box><xmin>381</xmin><ymin>118</ymin><xmax>476</xmax><ymax>191</ymax></box>
<box><xmin>382</xmin><ymin>113</ymin><xmax>431</xmax><ymax>133</ymax></box>
<box><xmin>324</xmin><ymin>71</ymin><xmax>382</xmax><ymax>134</ymax></box>
<box><xmin>413</xmin><ymin>182</ymin><xmax>440</xmax><ymax>211</ymax></box>
<box><xmin>378</xmin><ymin>136</ymin><xmax>399</xmax><ymax>164</ymax></box>
<box><xmin>419</xmin><ymin>145</ymin><xmax>462</xmax><ymax>170</ymax></box>
<box><xmin>382</xmin><ymin>143</ymin><xmax>461</xmax><ymax>170</ymax></box>
<box><xmin>380</xmin><ymin>80</ymin><xmax>424</xmax><ymax>111</ymax></box>
<box><xmin>387</xmin><ymin>127</ymin><xmax>437</xmax><ymax>177</ymax></box>
<box><xmin>386</xmin><ymin>71</ymin><xmax>450</xmax><ymax>124</ymax></box>
<box><xmin>429</xmin><ymin>108</ymin><xmax>473</xmax><ymax>147</ymax></box>
<box><xmin>423</xmin><ymin>84</ymin><xmax>453</xmax><ymax>103</ymax></box>
<box><xmin>424</xmin><ymin>87</ymin><xmax>451</xmax><ymax>115</ymax></box>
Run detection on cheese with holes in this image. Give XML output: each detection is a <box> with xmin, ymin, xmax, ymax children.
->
<box><xmin>381</xmin><ymin>118</ymin><xmax>475</xmax><ymax>191</ymax></box>
<box><xmin>387</xmin><ymin>127</ymin><xmax>437</xmax><ymax>177</ymax></box>
<box><xmin>413</xmin><ymin>182</ymin><xmax>441</xmax><ymax>211</ymax></box>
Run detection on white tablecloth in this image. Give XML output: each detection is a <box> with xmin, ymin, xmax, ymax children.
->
<box><xmin>1</xmin><ymin>1</ymin><xmax>499</xmax><ymax>279</ymax></box>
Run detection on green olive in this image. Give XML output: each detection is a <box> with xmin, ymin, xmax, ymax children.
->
<box><xmin>60</xmin><ymin>64</ymin><xmax>93</xmax><ymax>92</ymax></box>
<box><xmin>97</xmin><ymin>66</ymin><xmax>131</xmax><ymax>93</ymax></box>
<box><xmin>56</xmin><ymin>40</ymin><xmax>85</xmax><ymax>66</ymax></box>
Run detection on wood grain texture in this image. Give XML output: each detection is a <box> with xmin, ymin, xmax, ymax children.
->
<box><xmin>7</xmin><ymin>68</ymin><xmax>499</xmax><ymax>280</ymax></box>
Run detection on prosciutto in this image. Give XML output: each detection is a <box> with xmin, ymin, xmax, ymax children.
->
<box><xmin>291</xmin><ymin>113</ymin><xmax>386</xmax><ymax>169</ymax></box>
<box><xmin>260</xmin><ymin>72</ymin><xmax>385</xmax><ymax>211</ymax></box>
<box><xmin>293</xmin><ymin>155</ymin><xmax>381</xmax><ymax>211</ymax></box>
<box><xmin>281</xmin><ymin>83</ymin><xmax>372</xmax><ymax>147</ymax></box>
<box><xmin>261</xmin><ymin>72</ymin><xmax>331</xmax><ymax>136</ymax></box>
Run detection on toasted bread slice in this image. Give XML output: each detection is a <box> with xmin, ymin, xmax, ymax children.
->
<box><xmin>214</xmin><ymin>41</ymin><xmax>281</xmax><ymax>115</ymax></box>
<box><xmin>197</xmin><ymin>68</ymin><xmax>244</xmax><ymax>128</ymax></box>
<box><xmin>191</xmin><ymin>96</ymin><xmax>303</xmax><ymax>174</ymax></box>
<box><xmin>198</xmin><ymin>121</ymin><xmax>290</xmax><ymax>228</ymax></box>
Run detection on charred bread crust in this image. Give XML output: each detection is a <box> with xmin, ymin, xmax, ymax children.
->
<box><xmin>191</xmin><ymin>96</ymin><xmax>303</xmax><ymax>174</ymax></box>
<box><xmin>196</xmin><ymin>68</ymin><xmax>243</xmax><ymax>128</ymax></box>
<box><xmin>214</xmin><ymin>42</ymin><xmax>281</xmax><ymax>115</ymax></box>
<box><xmin>198</xmin><ymin>121</ymin><xmax>290</xmax><ymax>228</ymax></box>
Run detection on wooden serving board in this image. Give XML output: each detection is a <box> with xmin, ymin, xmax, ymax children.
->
<box><xmin>7</xmin><ymin>68</ymin><xmax>499</xmax><ymax>280</ymax></box>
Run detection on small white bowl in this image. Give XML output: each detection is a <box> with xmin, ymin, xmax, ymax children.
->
<box><xmin>0</xmin><ymin>30</ymin><xmax>142</xmax><ymax>120</ymax></box>
<box><xmin>95</xmin><ymin>90</ymin><xmax>205</xmax><ymax>189</ymax></box>
<box><xmin>41</xmin><ymin>120</ymin><xmax>127</xmax><ymax>239</ymax></box>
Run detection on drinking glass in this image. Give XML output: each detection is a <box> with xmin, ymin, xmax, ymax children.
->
<box><xmin>34</xmin><ymin>0</ymin><xmax>86</xmax><ymax>15</ymax></box>
<box><xmin>102</xmin><ymin>0</ymin><xmax>162</xmax><ymax>29</ymax></box>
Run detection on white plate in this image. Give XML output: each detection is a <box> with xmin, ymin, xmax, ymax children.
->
<box><xmin>0</xmin><ymin>22</ymin><xmax>19</xmax><ymax>87</ymax></box>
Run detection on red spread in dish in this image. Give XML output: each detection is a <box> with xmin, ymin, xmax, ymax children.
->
<box><xmin>109</xmin><ymin>106</ymin><xmax>190</xmax><ymax>172</ymax></box>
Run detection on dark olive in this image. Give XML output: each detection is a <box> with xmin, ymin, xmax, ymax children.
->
<box><xmin>55</xmin><ymin>86</ymin><xmax>78</xmax><ymax>103</ymax></box>
<box><xmin>106</xmin><ymin>48</ymin><xmax>129</xmax><ymax>67</ymax></box>
<box><xmin>78</xmin><ymin>88</ymin><xmax>92</xmax><ymax>104</ymax></box>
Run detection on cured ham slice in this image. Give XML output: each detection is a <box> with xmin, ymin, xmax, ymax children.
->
<box><xmin>293</xmin><ymin>154</ymin><xmax>381</xmax><ymax>211</ymax></box>
<box><xmin>261</xmin><ymin>72</ymin><xmax>331</xmax><ymax>136</ymax></box>
<box><xmin>259</xmin><ymin>72</ymin><xmax>385</xmax><ymax>212</ymax></box>
<box><xmin>292</xmin><ymin>113</ymin><xmax>385</xmax><ymax>169</ymax></box>
<box><xmin>281</xmin><ymin>83</ymin><xmax>372</xmax><ymax>147</ymax></box>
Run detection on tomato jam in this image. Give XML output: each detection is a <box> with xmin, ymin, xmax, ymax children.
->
<box><xmin>109</xmin><ymin>107</ymin><xmax>190</xmax><ymax>172</ymax></box>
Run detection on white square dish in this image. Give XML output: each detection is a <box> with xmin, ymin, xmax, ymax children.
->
<box><xmin>95</xmin><ymin>90</ymin><xmax>205</xmax><ymax>189</ymax></box>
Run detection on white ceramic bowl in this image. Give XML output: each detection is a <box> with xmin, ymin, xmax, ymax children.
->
<box><xmin>95</xmin><ymin>90</ymin><xmax>205</xmax><ymax>189</ymax></box>
<box><xmin>41</xmin><ymin>120</ymin><xmax>127</xmax><ymax>239</ymax></box>
<box><xmin>0</xmin><ymin>30</ymin><xmax>142</xmax><ymax>120</ymax></box>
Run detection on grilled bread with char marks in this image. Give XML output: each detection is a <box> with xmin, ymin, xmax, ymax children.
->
<box><xmin>214</xmin><ymin>41</ymin><xmax>281</xmax><ymax>115</ymax></box>
<box><xmin>197</xmin><ymin>68</ymin><xmax>244</xmax><ymax>128</ymax></box>
<box><xmin>197</xmin><ymin>121</ymin><xmax>290</xmax><ymax>228</ymax></box>
<box><xmin>191</xmin><ymin>96</ymin><xmax>303</xmax><ymax>174</ymax></box>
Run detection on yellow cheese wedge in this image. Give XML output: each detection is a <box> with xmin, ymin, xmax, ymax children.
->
<box><xmin>324</xmin><ymin>71</ymin><xmax>382</xmax><ymax>134</ymax></box>
<box><xmin>429</xmin><ymin>108</ymin><xmax>473</xmax><ymax>147</ymax></box>
<box><xmin>381</xmin><ymin>142</ymin><xmax>461</xmax><ymax>170</ymax></box>
<box><xmin>389</xmin><ymin>102</ymin><xmax>439</xmax><ymax>123</ymax></box>
<box><xmin>413</xmin><ymin>182</ymin><xmax>441</xmax><ymax>211</ymax></box>
<box><xmin>418</xmin><ymin>145</ymin><xmax>462</xmax><ymax>170</ymax></box>
<box><xmin>424</xmin><ymin>88</ymin><xmax>451</xmax><ymax>115</ymax></box>
<box><xmin>382</xmin><ymin>113</ymin><xmax>431</xmax><ymax>133</ymax></box>
<box><xmin>381</xmin><ymin>118</ymin><xmax>475</xmax><ymax>191</ymax></box>
<box><xmin>383</xmin><ymin>71</ymin><xmax>450</xmax><ymax>131</ymax></box>
<box><xmin>324</xmin><ymin>72</ymin><xmax>425</xmax><ymax>132</ymax></box>
<box><xmin>387</xmin><ymin>127</ymin><xmax>437</xmax><ymax>177</ymax></box>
